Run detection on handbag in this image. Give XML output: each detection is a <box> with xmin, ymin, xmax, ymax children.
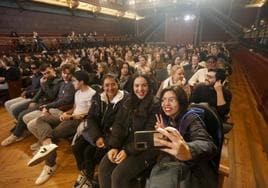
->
<box><xmin>145</xmin><ymin>111</ymin><xmax>198</xmax><ymax>188</ymax></box>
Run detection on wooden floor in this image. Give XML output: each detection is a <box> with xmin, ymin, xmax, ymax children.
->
<box><xmin>0</xmin><ymin>112</ymin><xmax>79</xmax><ymax>187</ymax></box>
<box><xmin>225</xmin><ymin>62</ymin><xmax>268</xmax><ymax>188</ymax></box>
<box><xmin>0</xmin><ymin>61</ymin><xmax>268</xmax><ymax>188</ymax></box>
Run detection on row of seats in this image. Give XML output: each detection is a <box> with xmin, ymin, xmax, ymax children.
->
<box><xmin>233</xmin><ymin>48</ymin><xmax>268</xmax><ymax>121</ymax></box>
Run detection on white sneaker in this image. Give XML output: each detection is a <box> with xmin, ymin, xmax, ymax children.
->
<box><xmin>73</xmin><ymin>174</ymin><xmax>87</xmax><ymax>188</ymax></box>
<box><xmin>1</xmin><ymin>134</ymin><xmax>23</xmax><ymax>146</ymax></box>
<box><xmin>27</xmin><ymin>143</ymin><xmax>58</xmax><ymax>167</ymax></box>
<box><xmin>35</xmin><ymin>164</ymin><xmax>57</xmax><ymax>185</ymax></box>
<box><xmin>81</xmin><ymin>180</ymin><xmax>93</xmax><ymax>188</ymax></box>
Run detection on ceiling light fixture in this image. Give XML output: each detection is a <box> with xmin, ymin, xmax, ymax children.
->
<box><xmin>32</xmin><ymin>0</ymin><xmax>143</xmax><ymax>20</ymax></box>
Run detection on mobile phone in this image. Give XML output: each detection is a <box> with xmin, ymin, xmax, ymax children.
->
<box><xmin>134</xmin><ymin>130</ymin><xmax>166</xmax><ymax>150</ymax></box>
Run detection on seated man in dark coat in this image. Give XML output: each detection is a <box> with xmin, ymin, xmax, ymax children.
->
<box><xmin>190</xmin><ymin>68</ymin><xmax>232</xmax><ymax>120</ymax></box>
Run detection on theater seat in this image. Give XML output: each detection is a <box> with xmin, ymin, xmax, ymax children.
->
<box><xmin>0</xmin><ymin>89</ymin><xmax>9</xmax><ymax>104</ymax></box>
<box><xmin>7</xmin><ymin>79</ymin><xmax>22</xmax><ymax>99</ymax></box>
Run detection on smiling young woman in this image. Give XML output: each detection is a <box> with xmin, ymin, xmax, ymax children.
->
<box><xmin>98</xmin><ymin>74</ymin><xmax>161</xmax><ymax>188</ymax></box>
<box><xmin>147</xmin><ymin>86</ymin><xmax>218</xmax><ymax>188</ymax></box>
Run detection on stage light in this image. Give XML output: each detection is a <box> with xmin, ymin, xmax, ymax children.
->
<box><xmin>32</xmin><ymin>0</ymin><xmax>143</xmax><ymax>20</ymax></box>
<box><xmin>184</xmin><ymin>15</ymin><xmax>191</xmax><ymax>21</ymax></box>
<box><xmin>184</xmin><ymin>14</ymin><xmax>196</xmax><ymax>22</ymax></box>
<box><xmin>129</xmin><ymin>0</ymin><xmax>135</xmax><ymax>5</ymax></box>
<box><xmin>69</xmin><ymin>0</ymin><xmax>79</xmax><ymax>9</ymax></box>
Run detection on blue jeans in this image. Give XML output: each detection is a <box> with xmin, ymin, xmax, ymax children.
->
<box><xmin>4</xmin><ymin>97</ymin><xmax>31</xmax><ymax>119</ymax></box>
<box><xmin>12</xmin><ymin>104</ymin><xmax>39</xmax><ymax>137</ymax></box>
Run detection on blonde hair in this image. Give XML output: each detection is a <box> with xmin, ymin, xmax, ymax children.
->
<box><xmin>98</xmin><ymin>62</ymin><xmax>109</xmax><ymax>74</ymax></box>
<box><xmin>170</xmin><ymin>64</ymin><xmax>184</xmax><ymax>76</ymax></box>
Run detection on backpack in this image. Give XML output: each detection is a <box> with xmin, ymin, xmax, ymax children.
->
<box><xmin>179</xmin><ymin>102</ymin><xmax>224</xmax><ymax>173</ymax></box>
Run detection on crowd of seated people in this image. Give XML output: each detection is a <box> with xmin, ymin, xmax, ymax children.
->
<box><xmin>244</xmin><ymin>19</ymin><xmax>268</xmax><ymax>48</ymax></box>
<box><xmin>0</xmin><ymin>56</ymin><xmax>22</xmax><ymax>102</ymax></box>
<box><xmin>0</xmin><ymin>41</ymin><xmax>232</xmax><ymax>188</ymax></box>
<box><xmin>8</xmin><ymin>31</ymin><xmax>136</xmax><ymax>53</ymax></box>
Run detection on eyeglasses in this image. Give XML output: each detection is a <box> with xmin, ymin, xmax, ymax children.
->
<box><xmin>31</xmin><ymin>67</ymin><xmax>37</xmax><ymax>70</ymax></box>
<box><xmin>161</xmin><ymin>97</ymin><xmax>177</xmax><ymax>104</ymax></box>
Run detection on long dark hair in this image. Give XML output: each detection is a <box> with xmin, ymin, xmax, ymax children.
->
<box><xmin>128</xmin><ymin>73</ymin><xmax>154</xmax><ymax>112</ymax></box>
<box><xmin>160</xmin><ymin>86</ymin><xmax>189</xmax><ymax>120</ymax></box>
<box><xmin>118</xmin><ymin>62</ymin><xmax>132</xmax><ymax>78</ymax></box>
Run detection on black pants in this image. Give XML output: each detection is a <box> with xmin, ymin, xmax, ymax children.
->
<box><xmin>72</xmin><ymin>136</ymin><xmax>107</xmax><ymax>179</ymax></box>
<box><xmin>98</xmin><ymin>152</ymin><xmax>151</xmax><ymax>188</ymax></box>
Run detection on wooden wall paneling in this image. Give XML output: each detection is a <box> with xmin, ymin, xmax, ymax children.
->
<box><xmin>0</xmin><ymin>7</ymin><xmax>134</xmax><ymax>36</ymax></box>
<box><xmin>165</xmin><ymin>13</ymin><xmax>196</xmax><ymax>45</ymax></box>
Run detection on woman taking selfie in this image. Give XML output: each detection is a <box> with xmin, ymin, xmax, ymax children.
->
<box><xmin>147</xmin><ymin>86</ymin><xmax>218</xmax><ymax>188</ymax></box>
<box><xmin>98</xmin><ymin>74</ymin><xmax>160</xmax><ymax>188</ymax></box>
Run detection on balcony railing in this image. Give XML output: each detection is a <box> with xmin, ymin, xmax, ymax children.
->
<box><xmin>0</xmin><ymin>34</ymin><xmax>138</xmax><ymax>53</ymax></box>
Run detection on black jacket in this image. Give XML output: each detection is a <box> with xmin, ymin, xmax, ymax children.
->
<box><xmin>45</xmin><ymin>81</ymin><xmax>75</xmax><ymax>110</ymax></box>
<box><xmin>119</xmin><ymin>75</ymin><xmax>132</xmax><ymax>93</ymax></box>
<box><xmin>32</xmin><ymin>76</ymin><xmax>62</xmax><ymax>105</ymax></box>
<box><xmin>87</xmin><ymin>90</ymin><xmax>128</xmax><ymax>144</ymax></box>
<box><xmin>1</xmin><ymin>67</ymin><xmax>21</xmax><ymax>82</ymax></box>
<box><xmin>7</xmin><ymin>67</ymin><xmax>21</xmax><ymax>81</ymax></box>
<box><xmin>25</xmin><ymin>72</ymin><xmax>42</xmax><ymax>98</ymax></box>
<box><xmin>161</xmin><ymin>112</ymin><xmax>218</xmax><ymax>188</ymax></box>
<box><xmin>108</xmin><ymin>94</ymin><xmax>161</xmax><ymax>162</ymax></box>
<box><xmin>190</xmin><ymin>84</ymin><xmax>232</xmax><ymax>120</ymax></box>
